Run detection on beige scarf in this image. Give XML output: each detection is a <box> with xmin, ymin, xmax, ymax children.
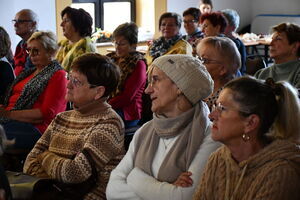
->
<box><xmin>134</xmin><ymin>101</ymin><xmax>210</xmax><ymax>183</ymax></box>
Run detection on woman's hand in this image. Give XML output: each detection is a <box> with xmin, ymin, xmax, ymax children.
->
<box><xmin>173</xmin><ymin>171</ymin><xmax>193</xmax><ymax>187</ymax></box>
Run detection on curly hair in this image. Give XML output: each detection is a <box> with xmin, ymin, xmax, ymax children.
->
<box><xmin>200</xmin><ymin>12</ymin><xmax>228</xmax><ymax>33</ymax></box>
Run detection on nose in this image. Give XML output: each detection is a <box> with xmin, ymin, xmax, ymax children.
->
<box><xmin>208</xmin><ymin>109</ymin><xmax>218</xmax><ymax>122</ymax></box>
<box><xmin>145</xmin><ymin>83</ymin><xmax>153</xmax><ymax>94</ymax></box>
<box><xmin>66</xmin><ymin>79</ymin><xmax>73</xmax><ymax>89</ymax></box>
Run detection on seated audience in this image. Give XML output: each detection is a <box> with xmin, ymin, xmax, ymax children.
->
<box><xmin>197</xmin><ymin>36</ymin><xmax>240</xmax><ymax>111</ymax></box>
<box><xmin>193</xmin><ymin>76</ymin><xmax>300</xmax><ymax>200</ymax></box>
<box><xmin>200</xmin><ymin>12</ymin><xmax>227</xmax><ymax>38</ymax></box>
<box><xmin>0</xmin><ymin>27</ymin><xmax>15</xmax><ymax>104</ymax></box>
<box><xmin>145</xmin><ymin>12</ymin><xmax>192</xmax><ymax>65</ymax></box>
<box><xmin>221</xmin><ymin>9</ymin><xmax>247</xmax><ymax>75</ymax></box>
<box><xmin>183</xmin><ymin>7</ymin><xmax>204</xmax><ymax>51</ymax></box>
<box><xmin>56</xmin><ymin>6</ymin><xmax>96</xmax><ymax>72</ymax></box>
<box><xmin>24</xmin><ymin>53</ymin><xmax>125</xmax><ymax>199</ymax></box>
<box><xmin>199</xmin><ymin>0</ymin><xmax>213</xmax><ymax>14</ymax></box>
<box><xmin>12</xmin><ymin>9</ymin><xmax>37</xmax><ymax>76</ymax></box>
<box><xmin>107</xmin><ymin>22</ymin><xmax>147</xmax><ymax>129</ymax></box>
<box><xmin>255</xmin><ymin>22</ymin><xmax>300</xmax><ymax>88</ymax></box>
<box><xmin>0</xmin><ymin>31</ymin><xmax>67</xmax><ymax>150</ymax></box>
<box><xmin>106</xmin><ymin>54</ymin><xmax>220</xmax><ymax>200</ymax></box>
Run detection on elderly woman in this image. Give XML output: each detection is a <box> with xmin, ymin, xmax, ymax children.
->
<box><xmin>255</xmin><ymin>22</ymin><xmax>300</xmax><ymax>88</ymax></box>
<box><xmin>56</xmin><ymin>6</ymin><xmax>96</xmax><ymax>72</ymax></box>
<box><xmin>106</xmin><ymin>54</ymin><xmax>220</xmax><ymax>200</ymax></box>
<box><xmin>193</xmin><ymin>76</ymin><xmax>300</xmax><ymax>200</ymax></box>
<box><xmin>0</xmin><ymin>31</ymin><xmax>67</xmax><ymax>150</ymax></box>
<box><xmin>199</xmin><ymin>0</ymin><xmax>213</xmax><ymax>14</ymax></box>
<box><xmin>200</xmin><ymin>12</ymin><xmax>227</xmax><ymax>38</ymax></box>
<box><xmin>145</xmin><ymin>12</ymin><xmax>192</xmax><ymax>65</ymax></box>
<box><xmin>196</xmin><ymin>36</ymin><xmax>240</xmax><ymax>110</ymax></box>
<box><xmin>107</xmin><ymin>22</ymin><xmax>147</xmax><ymax>129</ymax></box>
<box><xmin>221</xmin><ymin>9</ymin><xmax>247</xmax><ymax>75</ymax></box>
<box><xmin>24</xmin><ymin>53</ymin><xmax>124</xmax><ymax>199</ymax></box>
<box><xmin>0</xmin><ymin>27</ymin><xmax>15</xmax><ymax>104</ymax></box>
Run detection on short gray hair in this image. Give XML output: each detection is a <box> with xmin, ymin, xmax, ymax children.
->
<box><xmin>18</xmin><ymin>9</ymin><xmax>39</xmax><ymax>30</ymax></box>
<box><xmin>28</xmin><ymin>31</ymin><xmax>58</xmax><ymax>55</ymax></box>
<box><xmin>221</xmin><ymin>9</ymin><xmax>240</xmax><ymax>31</ymax></box>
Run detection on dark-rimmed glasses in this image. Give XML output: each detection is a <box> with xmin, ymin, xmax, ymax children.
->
<box><xmin>12</xmin><ymin>19</ymin><xmax>33</xmax><ymax>24</ymax></box>
<box><xmin>26</xmin><ymin>48</ymin><xmax>39</xmax><ymax>56</ymax></box>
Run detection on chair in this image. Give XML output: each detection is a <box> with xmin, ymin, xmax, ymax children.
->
<box><xmin>245</xmin><ymin>55</ymin><xmax>267</xmax><ymax>76</ymax></box>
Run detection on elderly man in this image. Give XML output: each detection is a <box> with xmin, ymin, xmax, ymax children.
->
<box><xmin>12</xmin><ymin>9</ymin><xmax>38</xmax><ymax>76</ymax></box>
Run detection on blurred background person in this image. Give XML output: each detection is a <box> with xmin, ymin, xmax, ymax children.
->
<box><xmin>197</xmin><ymin>36</ymin><xmax>240</xmax><ymax>111</ymax></box>
<box><xmin>200</xmin><ymin>12</ymin><xmax>227</xmax><ymax>38</ymax></box>
<box><xmin>24</xmin><ymin>53</ymin><xmax>124</xmax><ymax>200</ymax></box>
<box><xmin>12</xmin><ymin>9</ymin><xmax>37</xmax><ymax>76</ymax></box>
<box><xmin>199</xmin><ymin>0</ymin><xmax>213</xmax><ymax>14</ymax></box>
<box><xmin>0</xmin><ymin>27</ymin><xmax>15</xmax><ymax>104</ymax></box>
<box><xmin>221</xmin><ymin>9</ymin><xmax>246</xmax><ymax>75</ymax></box>
<box><xmin>56</xmin><ymin>6</ymin><xmax>96</xmax><ymax>72</ymax></box>
<box><xmin>255</xmin><ymin>22</ymin><xmax>300</xmax><ymax>88</ymax></box>
<box><xmin>182</xmin><ymin>7</ymin><xmax>203</xmax><ymax>55</ymax></box>
<box><xmin>145</xmin><ymin>12</ymin><xmax>192</xmax><ymax>65</ymax></box>
<box><xmin>0</xmin><ymin>31</ymin><xmax>67</xmax><ymax>150</ymax></box>
<box><xmin>193</xmin><ymin>77</ymin><xmax>300</xmax><ymax>200</ymax></box>
<box><xmin>107</xmin><ymin>22</ymin><xmax>147</xmax><ymax>129</ymax></box>
<box><xmin>107</xmin><ymin>55</ymin><xmax>219</xmax><ymax>200</ymax></box>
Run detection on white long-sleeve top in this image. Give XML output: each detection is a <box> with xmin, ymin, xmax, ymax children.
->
<box><xmin>106</xmin><ymin>123</ymin><xmax>220</xmax><ymax>200</ymax></box>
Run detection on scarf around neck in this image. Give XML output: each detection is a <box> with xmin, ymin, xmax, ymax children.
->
<box><xmin>107</xmin><ymin>51</ymin><xmax>147</xmax><ymax>97</ymax></box>
<box><xmin>149</xmin><ymin>34</ymin><xmax>182</xmax><ymax>61</ymax></box>
<box><xmin>134</xmin><ymin>101</ymin><xmax>210</xmax><ymax>183</ymax></box>
<box><xmin>0</xmin><ymin>60</ymin><xmax>62</xmax><ymax>122</ymax></box>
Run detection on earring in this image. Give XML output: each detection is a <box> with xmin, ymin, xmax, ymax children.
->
<box><xmin>242</xmin><ymin>133</ymin><xmax>250</xmax><ymax>141</ymax></box>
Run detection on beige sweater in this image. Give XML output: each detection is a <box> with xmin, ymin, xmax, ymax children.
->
<box><xmin>24</xmin><ymin>100</ymin><xmax>125</xmax><ymax>200</ymax></box>
<box><xmin>193</xmin><ymin>139</ymin><xmax>300</xmax><ymax>200</ymax></box>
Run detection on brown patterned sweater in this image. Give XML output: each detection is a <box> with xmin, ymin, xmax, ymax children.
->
<box><xmin>193</xmin><ymin>139</ymin><xmax>300</xmax><ymax>200</ymax></box>
<box><xmin>23</xmin><ymin>99</ymin><xmax>125</xmax><ymax>200</ymax></box>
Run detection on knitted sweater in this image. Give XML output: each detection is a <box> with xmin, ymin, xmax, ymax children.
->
<box><xmin>193</xmin><ymin>139</ymin><xmax>300</xmax><ymax>200</ymax></box>
<box><xmin>23</xmin><ymin>99</ymin><xmax>125</xmax><ymax>200</ymax></box>
<box><xmin>255</xmin><ymin>60</ymin><xmax>300</xmax><ymax>88</ymax></box>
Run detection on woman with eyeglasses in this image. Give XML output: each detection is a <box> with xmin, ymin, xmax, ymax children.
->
<box><xmin>0</xmin><ymin>31</ymin><xmax>67</xmax><ymax>151</ymax></box>
<box><xmin>145</xmin><ymin>12</ymin><xmax>193</xmax><ymax>65</ymax></box>
<box><xmin>196</xmin><ymin>36</ymin><xmax>240</xmax><ymax>111</ymax></box>
<box><xmin>24</xmin><ymin>53</ymin><xmax>124</xmax><ymax>199</ymax></box>
<box><xmin>56</xmin><ymin>6</ymin><xmax>96</xmax><ymax>72</ymax></box>
<box><xmin>106</xmin><ymin>22</ymin><xmax>147</xmax><ymax>131</ymax></box>
<box><xmin>107</xmin><ymin>54</ymin><xmax>220</xmax><ymax>200</ymax></box>
<box><xmin>193</xmin><ymin>76</ymin><xmax>300</xmax><ymax>200</ymax></box>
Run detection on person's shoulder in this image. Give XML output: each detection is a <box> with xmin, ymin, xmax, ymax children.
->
<box><xmin>58</xmin><ymin>39</ymin><xmax>69</xmax><ymax>46</ymax></box>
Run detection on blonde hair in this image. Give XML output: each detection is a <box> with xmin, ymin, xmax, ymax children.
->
<box><xmin>28</xmin><ymin>31</ymin><xmax>58</xmax><ymax>55</ymax></box>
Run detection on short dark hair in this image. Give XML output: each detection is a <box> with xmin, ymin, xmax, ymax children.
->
<box><xmin>200</xmin><ymin>0</ymin><xmax>213</xmax><ymax>8</ymax></box>
<box><xmin>159</xmin><ymin>12</ymin><xmax>182</xmax><ymax>30</ymax></box>
<box><xmin>200</xmin><ymin>12</ymin><xmax>228</xmax><ymax>33</ymax></box>
<box><xmin>0</xmin><ymin>27</ymin><xmax>11</xmax><ymax>58</ymax></box>
<box><xmin>61</xmin><ymin>6</ymin><xmax>93</xmax><ymax>37</ymax></box>
<box><xmin>71</xmin><ymin>53</ymin><xmax>120</xmax><ymax>97</ymax></box>
<box><xmin>183</xmin><ymin>7</ymin><xmax>201</xmax><ymax>21</ymax></box>
<box><xmin>112</xmin><ymin>22</ymin><xmax>138</xmax><ymax>45</ymax></box>
<box><xmin>272</xmin><ymin>22</ymin><xmax>300</xmax><ymax>57</ymax></box>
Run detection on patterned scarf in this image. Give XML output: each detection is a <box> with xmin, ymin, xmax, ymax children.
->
<box><xmin>107</xmin><ymin>51</ymin><xmax>147</xmax><ymax>97</ymax></box>
<box><xmin>0</xmin><ymin>60</ymin><xmax>62</xmax><ymax>122</ymax></box>
<box><xmin>149</xmin><ymin>34</ymin><xmax>182</xmax><ymax>61</ymax></box>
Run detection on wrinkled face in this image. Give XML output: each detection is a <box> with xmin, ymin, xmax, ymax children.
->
<box><xmin>201</xmin><ymin>19</ymin><xmax>220</xmax><ymax>37</ymax></box>
<box><xmin>160</xmin><ymin>17</ymin><xmax>180</xmax><ymax>39</ymax></box>
<box><xmin>197</xmin><ymin>42</ymin><xmax>225</xmax><ymax>80</ymax></box>
<box><xmin>27</xmin><ymin>39</ymin><xmax>52</xmax><ymax>68</ymax></box>
<box><xmin>60</xmin><ymin>14</ymin><xmax>77</xmax><ymax>39</ymax></box>
<box><xmin>209</xmin><ymin>88</ymin><xmax>247</xmax><ymax>145</ymax></box>
<box><xmin>183</xmin><ymin>14</ymin><xmax>199</xmax><ymax>35</ymax></box>
<box><xmin>13</xmin><ymin>11</ymin><xmax>35</xmax><ymax>38</ymax></box>
<box><xmin>145</xmin><ymin>67</ymin><xmax>179</xmax><ymax>117</ymax></box>
<box><xmin>66</xmin><ymin>70</ymin><xmax>101</xmax><ymax>108</ymax></box>
<box><xmin>113</xmin><ymin>36</ymin><xmax>136</xmax><ymax>57</ymax></box>
<box><xmin>269</xmin><ymin>31</ymin><xmax>298</xmax><ymax>62</ymax></box>
<box><xmin>199</xmin><ymin>4</ymin><xmax>212</xmax><ymax>14</ymax></box>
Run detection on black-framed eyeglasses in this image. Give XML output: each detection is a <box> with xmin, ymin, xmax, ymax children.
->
<box><xmin>12</xmin><ymin>19</ymin><xmax>33</xmax><ymax>24</ymax></box>
<box><xmin>26</xmin><ymin>48</ymin><xmax>39</xmax><ymax>56</ymax></box>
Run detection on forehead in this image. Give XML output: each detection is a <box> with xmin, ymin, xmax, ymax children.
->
<box><xmin>161</xmin><ymin>17</ymin><xmax>176</xmax><ymax>24</ymax></box>
<box><xmin>27</xmin><ymin>39</ymin><xmax>42</xmax><ymax>48</ymax></box>
<box><xmin>272</xmin><ymin>31</ymin><xmax>287</xmax><ymax>39</ymax></box>
<box><xmin>114</xmin><ymin>35</ymin><xmax>128</xmax><ymax>42</ymax></box>
<box><xmin>198</xmin><ymin>41</ymin><xmax>220</xmax><ymax>56</ymax></box>
<box><xmin>217</xmin><ymin>88</ymin><xmax>235</xmax><ymax>104</ymax></box>
<box><xmin>15</xmin><ymin>11</ymin><xmax>31</xmax><ymax>19</ymax></box>
<box><xmin>184</xmin><ymin>15</ymin><xmax>195</xmax><ymax>20</ymax></box>
<box><xmin>200</xmin><ymin>4</ymin><xmax>211</xmax><ymax>8</ymax></box>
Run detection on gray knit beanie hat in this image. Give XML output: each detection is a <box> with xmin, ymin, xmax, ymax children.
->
<box><xmin>151</xmin><ymin>54</ymin><xmax>213</xmax><ymax>105</ymax></box>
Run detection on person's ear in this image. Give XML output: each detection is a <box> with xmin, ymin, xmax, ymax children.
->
<box><xmin>292</xmin><ymin>41</ymin><xmax>300</xmax><ymax>55</ymax></box>
<box><xmin>219</xmin><ymin>65</ymin><xmax>227</xmax><ymax>76</ymax></box>
<box><xmin>243</xmin><ymin>114</ymin><xmax>260</xmax><ymax>133</ymax></box>
<box><xmin>94</xmin><ymin>86</ymin><xmax>105</xmax><ymax>100</ymax></box>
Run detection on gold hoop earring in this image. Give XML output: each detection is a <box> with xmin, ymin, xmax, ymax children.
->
<box><xmin>242</xmin><ymin>133</ymin><xmax>250</xmax><ymax>141</ymax></box>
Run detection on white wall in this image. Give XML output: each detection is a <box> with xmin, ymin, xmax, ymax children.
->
<box><xmin>0</xmin><ymin>0</ymin><xmax>56</xmax><ymax>52</ymax></box>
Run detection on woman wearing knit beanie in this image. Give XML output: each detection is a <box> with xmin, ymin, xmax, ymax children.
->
<box><xmin>107</xmin><ymin>54</ymin><xmax>220</xmax><ymax>200</ymax></box>
<box><xmin>193</xmin><ymin>77</ymin><xmax>300</xmax><ymax>200</ymax></box>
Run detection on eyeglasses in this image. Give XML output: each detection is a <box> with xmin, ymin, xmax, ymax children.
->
<box><xmin>160</xmin><ymin>23</ymin><xmax>177</xmax><ymax>28</ymax></box>
<box><xmin>12</xmin><ymin>19</ymin><xmax>33</xmax><ymax>24</ymax></box>
<box><xmin>183</xmin><ymin>20</ymin><xmax>198</xmax><ymax>24</ymax></box>
<box><xmin>198</xmin><ymin>56</ymin><xmax>222</xmax><ymax>65</ymax></box>
<box><xmin>112</xmin><ymin>41</ymin><xmax>129</xmax><ymax>47</ymax></box>
<box><xmin>212</xmin><ymin>102</ymin><xmax>250</xmax><ymax>115</ymax></box>
<box><xmin>68</xmin><ymin>74</ymin><xmax>98</xmax><ymax>88</ymax></box>
<box><xmin>26</xmin><ymin>48</ymin><xmax>39</xmax><ymax>56</ymax></box>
